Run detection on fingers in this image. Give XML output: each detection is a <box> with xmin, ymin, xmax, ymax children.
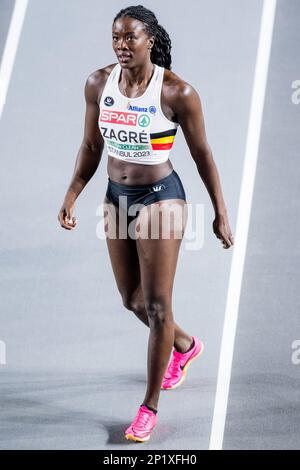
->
<box><xmin>221</xmin><ymin>233</ymin><xmax>234</xmax><ymax>249</ymax></box>
<box><xmin>213</xmin><ymin>216</ymin><xmax>234</xmax><ymax>249</ymax></box>
<box><xmin>216</xmin><ymin>230</ymin><xmax>234</xmax><ymax>249</ymax></box>
<box><xmin>58</xmin><ymin>210</ymin><xmax>77</xmax><ymax>230</ymax></box>
<box><xmin>65</xmin><ymin>216</ymin><xmax>77</xmax><ymax>229</ymax></box>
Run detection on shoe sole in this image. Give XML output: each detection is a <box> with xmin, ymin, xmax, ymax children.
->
<box><xmin>125</xmin><ymin>433</ymin><xmax>151</xmax><ymax>442</ymax></box>
<box><xmin>161</xmin><ymin>340</ymin><xmax>205</xmax><ymax>390</ymax></box>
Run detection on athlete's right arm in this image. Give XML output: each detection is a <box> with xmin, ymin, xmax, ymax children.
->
<box><xmin>58</xmin><ymin>72</ymin><xmax>105</xmax><ymax>230</ymax></box>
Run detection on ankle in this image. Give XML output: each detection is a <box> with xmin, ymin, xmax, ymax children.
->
<box><xmin>174</xmin><ymin>336</ymin><xmax>194</xmax><ymax>354</ymax></box>
<box><xmin>141</xmin><ymin>403</ymin><xmax>158</xmax><ymax>414</ymax></box>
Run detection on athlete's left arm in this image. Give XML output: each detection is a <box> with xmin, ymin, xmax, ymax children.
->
<box><xmin>173</xmin><ymin>82</ymin><xmax>234</xmax><ymax>249</ymax></box>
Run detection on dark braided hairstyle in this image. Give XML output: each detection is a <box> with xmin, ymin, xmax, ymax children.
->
<box><xmin>113</xmin><ymin>5</ymin><xmax>173</xmax><ymax>70</ymax></box>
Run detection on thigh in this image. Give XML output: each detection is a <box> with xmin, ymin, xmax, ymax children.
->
<box><xmin>103</xmin><ymin>196</ymin><xmax>141</xmax><ymax>301</ymax></box>
<box><xmin>135</xmin><ymin>199</ymin><xmax>188</xmax><ymax>303</ymax></box>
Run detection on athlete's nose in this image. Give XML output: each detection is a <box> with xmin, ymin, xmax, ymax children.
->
<box><xmin>117</xmin><ymin>37</ymin><xmax>129</xmax><ymax>52</ymax></box>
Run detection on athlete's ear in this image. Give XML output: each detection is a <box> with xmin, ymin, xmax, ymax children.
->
<box><xmin>147</xmin><ymin>35</ymin><xmax>155</xmax><ymax>49</ymax></box>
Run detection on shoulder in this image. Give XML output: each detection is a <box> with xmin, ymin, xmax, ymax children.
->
<box><xmin>162</xmin><ymin>68</ymin><xmax>201</xmax><ymax>114</ymax></box>
<box><xmin>85</xmin><ymin>63</ymin><xmax>118</xmax><ymax>104</ymax></box>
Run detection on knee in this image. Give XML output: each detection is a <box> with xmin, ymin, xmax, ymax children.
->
<box><xmin>122</xmin><ymin>294</ymin><xmax>143</xmax><ymax>313</ymax></box>
<box><xmin>144</xmin><ymin>298</ymin><xmax>172</xmax><ymax>324</ymax></box>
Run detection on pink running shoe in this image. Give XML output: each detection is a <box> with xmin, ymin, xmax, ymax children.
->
<box><xmin>125</xmin><ymin>405</ymin><xmax>158</xmax><ymax>442</ymax></box>
<box><xmin>161</xmin><ymin>336</ymin><xmax>204</xmax><ymax>390</ymax></box>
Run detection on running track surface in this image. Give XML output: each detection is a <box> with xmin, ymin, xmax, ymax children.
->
<box><xmin>0</xmin><ymin>0</ymin><xmax>299</xmax><ymax>450</ymax></box>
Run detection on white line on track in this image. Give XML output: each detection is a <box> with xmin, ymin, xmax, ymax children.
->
<box><xmin>0</xmin><ymin>0</ymin><xmax>29</xmax><ymax>120</ymax></box>
<box><xmin>209</xmin><ymin>0</ymin><xmax>277</xmax><ymax>450</ymax></box>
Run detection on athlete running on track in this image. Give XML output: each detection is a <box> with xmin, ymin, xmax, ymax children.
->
<box><xmin>58</xmin><ymin>5</ymin><xmax>234</xmax><ymax>443</ymax></box>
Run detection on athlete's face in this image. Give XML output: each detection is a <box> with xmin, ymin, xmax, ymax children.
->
<box><xmin>112</xmin><ymin>17</ymin><xmax>155</xmax><ymax>67</ymax></box>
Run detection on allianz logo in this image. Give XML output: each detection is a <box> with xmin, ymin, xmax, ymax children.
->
<box><xmin>128</xmin><ymin>105</ymin><xmax>148</xmax><ymax>112</ymax></box>
<box><xmin>128</xmin><ymin>105</ymin><xmax>156</xmax><ymax>114</ymax></box>
<box><xmin>150</xmin><ymin>183</ymin><xmax>166</xmax><ymax>192</ymax></box>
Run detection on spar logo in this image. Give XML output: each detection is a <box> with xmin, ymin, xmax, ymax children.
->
<box><xmin>100</xmin><ymin>109</ymin><xmax>138</xmax><ymax>126</ymax></box>
<box><xmin>138</xmin><ymin>114</ymin><xmax>150</xmax><ymax>127</ymax></box>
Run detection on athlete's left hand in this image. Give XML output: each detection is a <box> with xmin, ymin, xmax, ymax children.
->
<box><xmin>212</xmin><ymin>212</ymin><xmax>234</xmax><ymax>249</ymax></box>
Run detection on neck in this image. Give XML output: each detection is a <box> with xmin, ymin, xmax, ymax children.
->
<box><xmin>120</xmin><ymin>61</ymin><xmax>155</xmax><ymax>88</ymax></box>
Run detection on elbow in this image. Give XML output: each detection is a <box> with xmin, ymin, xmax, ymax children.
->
<box><xmin>191</xmin><ymin>145</ymin><xmax>213</xmax><ymax>167</ymax></box>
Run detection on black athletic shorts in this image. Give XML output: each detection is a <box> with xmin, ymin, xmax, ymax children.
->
<box><xmin>105</xmin><ymin>169</ymin><xmax>186</xmax><ymax>219</ymax></box>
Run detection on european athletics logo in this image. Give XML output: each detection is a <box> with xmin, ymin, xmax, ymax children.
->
<box><xmin>104</xmin><ymin>96</ymin><xmax>114</xmax><ymax>106</ymax></box>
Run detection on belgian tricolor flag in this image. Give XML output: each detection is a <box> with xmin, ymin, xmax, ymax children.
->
<box><xmin>150</xmin><ymin>129</ymin><xmax>177</xmax><ymax>151</ymax></box>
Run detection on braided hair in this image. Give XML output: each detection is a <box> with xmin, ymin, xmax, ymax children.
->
<box><xmin>113</xmin><ymin>5</ymin><xmax>173</xmax><ymax>70</ymax></box>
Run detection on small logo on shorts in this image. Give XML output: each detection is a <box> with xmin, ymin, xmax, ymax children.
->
<box><xmin>104</xmin><ymin>96</ymin><xmax>114</xmax><ymax>106</ymax></box>
<box><xmin>150</xmin><ymin>184</ymin><xmax>166</xmax><ymax>193</ymax></box>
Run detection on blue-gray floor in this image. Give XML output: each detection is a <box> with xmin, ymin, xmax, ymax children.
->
<box><xmin>0</xmin><ymin>0</ymin><xmax>15</xmax><ymax>59</ymax></box>
<box><xmin>223</xmin><ymin>0</ymin><xmax>300</xmax><ymax>450</ymax></box>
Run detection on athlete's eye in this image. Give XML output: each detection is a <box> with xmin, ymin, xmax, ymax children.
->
<box><xmin>112</xmin><ymin>36</ymin><xmax>135</xmax><ymax>42</ymax></box>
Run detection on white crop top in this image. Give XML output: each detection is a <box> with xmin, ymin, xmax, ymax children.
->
<box><xmin>98</xmin><ymin>62</ymin><xmax>179</xmax><ymax>165</ymax></box>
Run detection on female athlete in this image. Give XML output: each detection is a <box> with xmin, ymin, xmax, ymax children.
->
<box><xmin>58</xmin><ymin>4</ymin><xmax>234</xmax><ymax>443</ymax></box>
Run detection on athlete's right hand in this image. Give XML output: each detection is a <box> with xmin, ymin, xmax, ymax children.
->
<box><xmin>58</xmin><ymin>201</ymin><xmax>77</xmax><ymax>230</ymax></box>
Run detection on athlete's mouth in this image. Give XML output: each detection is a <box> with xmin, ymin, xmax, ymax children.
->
<box><xmin>119</xmin><ymin>54</ymin><xmax>132</xmax><ymax>61</ymax></box>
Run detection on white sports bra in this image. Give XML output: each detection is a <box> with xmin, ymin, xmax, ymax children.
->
<box><xmin>98</xmin><ymin>62</ymin><xmax>179</xmax><ymax>165</ymax></box>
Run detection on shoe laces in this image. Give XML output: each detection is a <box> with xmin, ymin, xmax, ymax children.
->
<box><xmin>132</xmin><ymin>407</ymin><xmax>155</xmax><ymax>429</ymax></box>
<box><xmin>165</xmin><ymin>352</ymin><xmax>182</xmax><ymax>378</ymax></box>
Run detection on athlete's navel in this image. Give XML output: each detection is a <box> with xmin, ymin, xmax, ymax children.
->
<box><xmin>121</xmin><ymin>175</ymin><xmax>128</xmax><ymax>180</ymax></box>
